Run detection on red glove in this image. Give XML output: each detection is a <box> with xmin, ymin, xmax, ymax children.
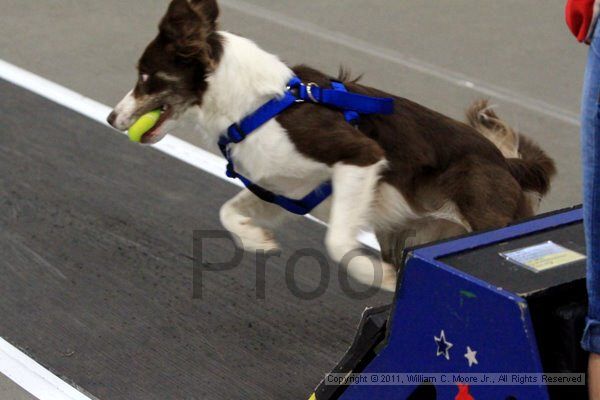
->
<box><xmin>565</xmin><ymin>0</ymin><xmax>597</xmax><ymax>42</ymax></box>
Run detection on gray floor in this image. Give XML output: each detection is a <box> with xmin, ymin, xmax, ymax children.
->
<box><xmin>0</xmin><ymin>1</ymin><xmax>590</xmax><ymax>399</ymax></box>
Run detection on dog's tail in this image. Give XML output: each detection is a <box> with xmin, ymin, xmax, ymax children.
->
<box><xmin>466</xmin><ymin>99</ymin><xmax>557</xmax><ymax>197</ymax></box>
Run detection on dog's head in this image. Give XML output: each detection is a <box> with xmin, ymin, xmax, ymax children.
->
<box><xmin>107</xmin><ymin>0</ymin><xmax>222</xmax><ymax>143</ymax></box>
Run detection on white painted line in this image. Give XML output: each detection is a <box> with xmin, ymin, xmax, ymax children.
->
<box><xmin>0</xmin><ymin>337</ymin><xmax>93</xmax><ymax>400</ymax></box>
<box><xmin>220</xmin><ymin>0</ymin><xmax>580</xmax><ymax>127</ymax></box>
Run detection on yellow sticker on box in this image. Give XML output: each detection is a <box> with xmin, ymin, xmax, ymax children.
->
<box><xmin>500</xmin><ymin>241</ymin><xmax>586</xmax><ymax>273</ymax></box>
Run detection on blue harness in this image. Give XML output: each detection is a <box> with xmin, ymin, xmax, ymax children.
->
<box><xmin>218</xmin><ymin>76</ymin><xmax>394</xmax><ymax>215</ymax></box>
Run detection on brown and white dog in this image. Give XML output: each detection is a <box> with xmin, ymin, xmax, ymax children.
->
<box><xmin>107</xmin><ymin>0</ymin><xmax>556</xmax><ymax>291</ymax></box>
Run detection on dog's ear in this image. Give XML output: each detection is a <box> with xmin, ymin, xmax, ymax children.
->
<box><xmin>188</xmin><ymin>0</ymin><xmax>219</xmax><ymax>28</ymax></box>
<box><xmin>160</xmin><ymin>0</ymin><xmax>220</xmax><ymax>62</ymax></box>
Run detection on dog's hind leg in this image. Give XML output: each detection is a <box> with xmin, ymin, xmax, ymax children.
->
<box><xmin>325</xmin><ymin>161</ymin><xmax>397</xmax><ymax>292</ymax></box>
<box><xmin>376</xmin><ymin>220</ymin><xmax>468</xmax><ymax>279</ymax></box>
<box><xmin>220</xmin><ymin>189</ymin><xmax>288</xmax><ymax>253</ymax></box>
<box><xmin>440</xmin><ymin>157</ymin><xmax>521</xmax><ymax>231</ymax></box>
<box><xmin>376</xmin><ymin>229</ymin><xmax>417</xmax><ymax>267</ymax></box>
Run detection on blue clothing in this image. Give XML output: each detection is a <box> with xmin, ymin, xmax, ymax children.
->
<box><xmin>581</xmin><ymin>22</ymin><xmax>600</xmax><ymax>354</ymax></box>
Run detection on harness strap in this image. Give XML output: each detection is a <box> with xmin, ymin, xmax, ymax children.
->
<box><xmin>235</xmin><ymin>172</ymin><xmax>332</xmax><ymax>216</ymax></box>
<box><xmin>226</xmin><ymin>91</ymin><xmax>299</xmax><ymax>144</ymax></box>
<box><xmin>330</xmin><ymin>81</ymin><xmax>360</xmax><ymax>125</ymax></box>
<box><xmin>218</xmin><ymin>76</ymin><xmax>394</xmax><ymax>215</ymax></box>
<box><xmin>296</xmin><ymin>80</ymin><xmax>394</xmax><ymax>115</ymax></box>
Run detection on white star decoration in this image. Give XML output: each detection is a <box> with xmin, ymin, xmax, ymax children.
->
<box><xmin>434</xmin><ymin>330</ymin><xmax>453</xmax><ymax>360</ymax></box>
<box><xmin>464</xmin><ymin>346</ymin><xmax>478</xmax><ymax>367</ymax></box>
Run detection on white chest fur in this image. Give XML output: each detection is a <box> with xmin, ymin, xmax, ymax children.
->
<box><xmin>190</xmin><ymin>31</ymin><xmax>331</xmax><ymax>199</ymax></box>
<box><xmin>230</xmin><ymin>120</ymin><xmax>331</xmax><ymax>199</ymax></box>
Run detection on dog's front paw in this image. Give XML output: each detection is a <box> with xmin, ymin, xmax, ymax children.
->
<box><xmin>235</xmin><ymin>231</ymin><xmax>280</xmax><ymax>254</ymax></box>
<box><xmin>345</xmin><ymin>258</ymin><xmax>397</xmax><ymax>292</ymax></box>
<box><xmin>230</xmin><ymin>217</ymin><xmax>280</xmax><ymax>253</ymax></box>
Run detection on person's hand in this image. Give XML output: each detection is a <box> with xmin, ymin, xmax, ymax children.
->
<box><xmin>590</xmin><ymin>353</ymin><xmax>600</xmax><ymax>400</ymax></box>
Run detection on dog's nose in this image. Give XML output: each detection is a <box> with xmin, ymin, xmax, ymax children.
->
<box><xmin>106</xmin><ymin>111</ymin><xmax>118</xmax><ymax>128</ymax></box>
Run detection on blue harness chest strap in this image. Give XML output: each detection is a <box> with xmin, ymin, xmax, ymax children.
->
<box><xmin>234</xmin><ymin>172</ymin><xmax>333</xmax><ymax>216</ymax></box>
<box><xmin>218</xmin><ymin>76</ymin><xmax>394</xmax><ymax>215</ymax></box>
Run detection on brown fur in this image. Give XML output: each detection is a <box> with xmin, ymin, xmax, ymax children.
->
<box><xmin>133</xmin><ymin>0</ymin><xmax>224</xmax><ymax>107</ymax></box>
<box><xmin>465</xmin><ymin>99</ymin><xmax>557</xmax><ymax>196</ymax></box>
<box><xmin>277</xmin><ymin>65</ymin><xmax>552</xmax><ymax>233</ymax></box>
<box><xmin>159</xmin><ymin>0</ymin><xmax>220</xmax><ymax>62</ymax></box>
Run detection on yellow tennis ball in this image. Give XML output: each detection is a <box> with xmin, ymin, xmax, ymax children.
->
<box><xmin>128</xmin><ymin>110</ymin><xmax>162</xmax><ymax>142</ymax></box>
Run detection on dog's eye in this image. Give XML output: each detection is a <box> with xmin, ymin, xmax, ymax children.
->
<box><xmin>140</xmin><ymin>74</ymin><xmax>150</xmax><ymax>83</ymax></box>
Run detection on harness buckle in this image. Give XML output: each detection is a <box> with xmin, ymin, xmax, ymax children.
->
<box><xmin>286</xmin><ymin>85</ymin><xmax>304</xmax><ymax>103</ymax></box>
<box><xmin>306</xmin><ymin>82</ymin><xmax>320</xmax><ymax>103</ymax></box>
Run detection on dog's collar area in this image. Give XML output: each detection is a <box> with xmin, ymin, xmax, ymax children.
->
<box><xmin>218</xmin><ymin>76</ymin><xmax>394</xmax><ymax>215</ymax></box>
